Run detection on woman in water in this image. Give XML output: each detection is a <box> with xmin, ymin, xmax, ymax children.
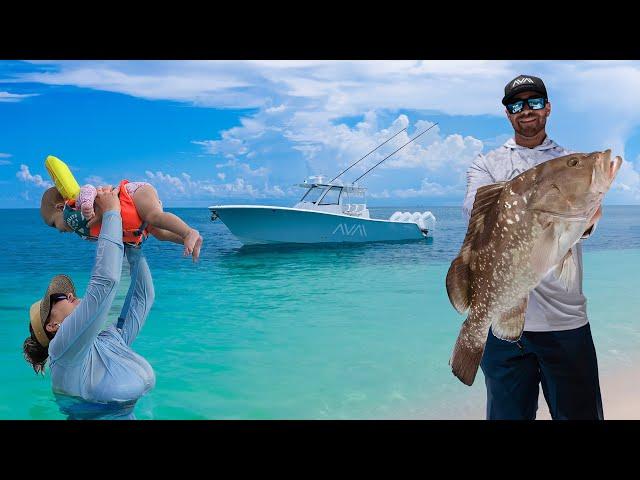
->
<box><xmin>23</xmin><ymin>186</ymin><xmax>156</xmax><ymax>419</ymax></box>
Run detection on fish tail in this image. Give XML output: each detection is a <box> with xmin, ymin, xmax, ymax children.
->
<box><xmin>450</xmin><ymin>321</ymin><xmax>485</xmax><ymax>386</ymax></box>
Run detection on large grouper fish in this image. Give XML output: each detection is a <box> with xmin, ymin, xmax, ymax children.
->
<box><xmin>446</xmin><ymin>150</ymin><xmax>622</xmax><ymax>386</ymax></box>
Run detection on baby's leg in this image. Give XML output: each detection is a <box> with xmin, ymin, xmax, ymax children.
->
<box><xmin>133</xmin><ymin>185</ymin><xmax>203</xmax><ymax>261</ymax></box>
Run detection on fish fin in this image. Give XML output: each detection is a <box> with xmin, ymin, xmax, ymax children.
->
<box><xmin>529</xmin><ymin>219</ymin><xmax>559</xmax><ymax>277</ymax></box>
<box><xmin>491</xmin><ymin>297</ymin><xmax>527</xmax><ymax>342</ymax></box>
<box><xmin>446</xmin><ymin>255</ymin><xmax>471</xmax><ymax>313</ymax></box>
<box><xmin>446</xmin><ymin>182</ymin><xmax>506</xmax><ymax>313</ymax></box>
<box><xmin>449</xmin><ymin>312</ymin><xmax>488</xmax><ymax>386</ymax></box>
<box><xmin>555</xmin><ymin>249</ymin><xmax>577</xmax><ymax>291</ymax></box>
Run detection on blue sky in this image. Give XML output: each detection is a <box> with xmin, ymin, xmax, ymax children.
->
<box><xmin>2</xmin><ymin>60</ymin><xmax>640</xmax><ymax>208</ymax></box>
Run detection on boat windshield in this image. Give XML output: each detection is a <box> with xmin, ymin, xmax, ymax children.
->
<box><xmin>300</xmin><ymin>186</ymin><xmax>327</xmax><ymax>204</ymax></box>
<box><xmin>318</xmin><ymin>186</ymin><xmax>342</xmax><ymax>205</ymax></box>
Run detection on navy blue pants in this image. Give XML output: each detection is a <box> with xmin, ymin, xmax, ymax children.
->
<box><xmin>480</xmin><ymin>323</ymin><xmax>604</xmax><ymax>420</ymax></box>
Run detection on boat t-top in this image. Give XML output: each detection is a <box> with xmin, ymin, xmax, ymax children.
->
<box><xmin>209</xmin><ymin>125</ymin><xmax>438</xmax><ymax>246</ymax></box>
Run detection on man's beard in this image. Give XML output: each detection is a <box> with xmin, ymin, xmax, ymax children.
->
<box><xmin>515</xmin><ymin>115</ymin><xmax>545</xmax><ymax>137</ymax></box>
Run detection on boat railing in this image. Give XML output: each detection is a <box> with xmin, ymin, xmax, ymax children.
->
<box><xmin>342</xmin><ymin>203</ymin><xmax>366</xmax><ymax>216</ymax></box>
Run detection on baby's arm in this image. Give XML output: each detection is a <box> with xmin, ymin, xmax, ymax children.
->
<box><xmin>78</xmin><ymin>185</ymin><xmax>98</xmax><ymax>219</ymax></box>
<box><xmin>147</xmin><ymin>225</ymin><xmax>184</xmax><ymax>245</ymax></box>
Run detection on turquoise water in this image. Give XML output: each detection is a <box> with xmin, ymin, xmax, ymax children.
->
<box><xmin>1</xmin><ymin>206</ymin><xmax>638</xmax><ymax>419</ymax></box>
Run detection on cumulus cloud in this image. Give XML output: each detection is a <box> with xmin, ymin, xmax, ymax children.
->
<box><xmin>608</xmin><ymin>157</ymin><xmax>640</xmax><ymax>203</ymax></box>
<box><xmin>144</xmin><ymin>169</ymin><xmax>285</xmax><ymax>200</ymax></box>
<box><xmin>389</xmin><ymin>178</ymin><xmax>465</xmax><ymax>198</ymax></box>
<box><xmin>13</xmin><ymin>60</ymin><xmax>640</xmax><ymax>202</ymax></box>
<box><xmin>16</xmin><ymin>164</ymin><xmax>53</xmax><ymax>188</ymax></box>
<box><xmin>195</xmin><ymin>110</ymin><xmax>484</xmax><ymax>200</ymax></box>
<box><xmin>208</xmin><ymin>157</ymin><xmax>270</xmax><ymax>177</ymax></box>
<box><xmin>145</xmin><ymin>170</ymin><xmax>185</xmax><ymax>193</ymax></box>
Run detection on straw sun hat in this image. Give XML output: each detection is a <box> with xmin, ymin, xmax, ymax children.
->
<box><xmin>29</xmin><ymin>274</ymin><xmax>76</xmax><ymax>348</ymax></box>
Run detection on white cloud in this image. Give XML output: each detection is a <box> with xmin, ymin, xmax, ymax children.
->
<box><xmin>14</xmin><ymin>60</ymin><xmax>512</xmax><ymax>116</ymax></box>
<box><xmin>265</xmin><ymin>104</ymin><xmax>286</xmax><ymax>113</ymax></box>
<box><xmin>145</xmin><ymin>170</ymin><xmax>185</xmax><ymax>193</ymax></box>
<box><xmin>0</xmin><ymin>91</ymin><xmax>38</xmax><ymax>102</ymax></box>
<box><xmin>207</xmin><ymin>156</ymin><xmax>269</xmax><ymax>177</ymax></box>
<box><xmin>382</xmin><ymin>123</ymin><xmax>484</xmax><ymax>173</ymax></box>
<box><xmin>607</xmin><ymin>157</ymin><xmax>640</xmax><ymax>203</ymax></box>
<box><xmin>0</xmin><ymin>153</ymin><xmax>12</xmax><ymax>158</ymax></box>
<box><xmin>390</xmin><ymin>178</ymin><xmax>465</xmax><ymax>198</ymax></box>
<box><xmin>18</xmin><ymin>61</ymin><xmax>263</xmax><ymax>108</ymax></box>
<box><xmin>16</xmin><ymin>164</ymin><xmax>53</xmax><ymax>188</ymax></box>
<box><xmin>196</xmin><ymin>111</ymin><xmax>483</xmax><ymax>199</ymax></box>
<box><xmin>14</xmin><ymin>60</ymin><xmax>640</xmax><ymax>202</ymax></box>
<box><xmin>144</xmin><ymin>168</ymin><xmax>285</xmax><ymax>200</ymax></box>
<box><xmin>239</xmin><ymin>163</ymin><xmax>269</xmax><ymax>176</ymax></box>
<box><xmin>0</xmin><ymin>160</ymin><xmax>10</xmax><ymax>166</ymax></box>
<box><xmin>83</xmin><ymin>175</ymin><xmax>107</xmax><ymax>186</ymax></box>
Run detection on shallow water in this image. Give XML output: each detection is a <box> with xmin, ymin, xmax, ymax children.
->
<box><xmin>1</xmin><ymin>206</ymin><xmax>638</xmax><ymax>419</ymax></box>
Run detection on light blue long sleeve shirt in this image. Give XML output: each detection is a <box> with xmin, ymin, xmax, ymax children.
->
<box><xmin>463</xmin><ymin>137</ymin><xmax>598</xmax><ymax>332</ymax></box>
<box><xmin>48</xmin><ymin>210</ymin><xmax>156</xmax><ymax>417</ymax></box>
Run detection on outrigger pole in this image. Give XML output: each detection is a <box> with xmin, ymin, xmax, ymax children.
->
<box><xmin>329</xmin><ymin>127</ymin><xmax>407</xmax><ymax>183</ymax></box>
<box><xmin>353</xmin><ymin>123</ymin><xmax>439</xmax><ymax>183</ymax></box>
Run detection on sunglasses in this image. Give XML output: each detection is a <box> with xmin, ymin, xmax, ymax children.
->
<box><xmin>50</xmin><ymin>293</ymin><xmax>69</xmax><ymax>305</ymax></box>
<box><xmin>506</xmin><ymin>97</ymin><xmax>547</xmax><ymax>114</ymax></box>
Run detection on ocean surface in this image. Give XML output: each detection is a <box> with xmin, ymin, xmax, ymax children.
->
<box><xmin>1</xmin><ymin>206</ymin><xmax>638</xmax><ymax>419</ymax></box>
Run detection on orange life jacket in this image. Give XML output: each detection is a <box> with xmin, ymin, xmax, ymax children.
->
<box><xmin>64</xmin><ymin>179</ymin><xmax>149</xmax><ymax>247</ymax></box>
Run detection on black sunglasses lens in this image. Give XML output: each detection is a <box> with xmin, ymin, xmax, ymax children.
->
<box><xmin>508</xmin><ymin>101</ymin><xmax>524</xmax><ymax>114</ymax></box>
<box><xmin>50</xmin><ymin>293</ymin><xmax>67</xmax><ymax>304</ymax></box>
<box><xmin>528</xmin><ymin>97</ymin><xmax>546</xmax><ymax>110</ymax></box>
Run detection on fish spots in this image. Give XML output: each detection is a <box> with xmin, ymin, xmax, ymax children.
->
<box><xmin>515</xmin><ymin>214</ymin><xmax>520</xmax><ymax>222</ymax></box>
<box><xmin>506</xmin><ymin>219</ymin><xmax>514</xmax><ymax>224</ymax></box>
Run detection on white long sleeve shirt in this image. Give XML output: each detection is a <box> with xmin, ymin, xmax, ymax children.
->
<box><xmin>463</xmin><ymin>136</ymin><xmax>596</xmax><ymax>332</ymax></box>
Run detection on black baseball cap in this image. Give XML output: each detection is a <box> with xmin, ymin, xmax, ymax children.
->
<box><xmin>502</xmin><ymin>74</ymin><xmax>548</xmax><ymax>106</ymax></box>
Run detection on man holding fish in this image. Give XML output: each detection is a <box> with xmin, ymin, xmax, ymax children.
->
<box><xmin>448</xmin><ymin>74</ymin><xmax>622</xmax><ymax>419</ymax></box>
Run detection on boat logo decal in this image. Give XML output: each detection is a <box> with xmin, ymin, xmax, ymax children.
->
<box><xmin>332</xmin><ymin>223</ymin><xmax>367</xmax><ymax>237</ymax></box>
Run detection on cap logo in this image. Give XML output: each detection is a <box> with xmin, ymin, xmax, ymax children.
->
<box><xmin>512</xmin><ymin>77</ymin><xmax>534</xmax><ymax>87</ymax></box>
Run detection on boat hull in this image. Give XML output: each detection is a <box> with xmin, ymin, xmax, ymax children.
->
<box><xmin>209</xmin><ymin>206</ymin><xmax>427</xmax><ymax>245</ymax></box>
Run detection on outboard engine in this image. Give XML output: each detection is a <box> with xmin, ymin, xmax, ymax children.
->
<box><xmin>389</xmin><ymin>210</ymin><xmax>436</xmax><ymax>236</ymax></box>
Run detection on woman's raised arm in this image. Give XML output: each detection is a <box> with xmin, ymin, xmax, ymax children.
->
<box><xmin>118</xmin><ymin>246</ymin><xmax>155</xmax><ymax>346</ymax></box>
<box><xmin>49</xmin><ymin>188</ymin><xmax>125</xmax><ymax>365</ymax></box>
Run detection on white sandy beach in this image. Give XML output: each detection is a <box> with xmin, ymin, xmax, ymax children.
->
<box><xmin>537</xmin><ymin>362</ymin><xmax>640</xmax><ymax>420</ymax></box>
<box><xmin>435</xmin><ymin>350</ymin><xmax>640</xmax><ymax>420</ymax></box>
<box><xmin>457</xmin><ymin>362</ymin><xmax>640</xmax><ymax>420</ymax></box>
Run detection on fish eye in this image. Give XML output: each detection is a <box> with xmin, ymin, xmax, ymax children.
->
<box><xmin>567</xmin><ymin>157</ymin><xmax>580</xmax><ymax>167</ymax></box>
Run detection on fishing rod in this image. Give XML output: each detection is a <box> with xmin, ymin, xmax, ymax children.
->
<box><xmin>329</xmin><ymin>127</ymin><xmax>407</xmax><ymax>183</ymax></box>
<box><xmin>352</xmin><ymin>123</ymin><xmax>439</xmax><ymax>183</ymax></box>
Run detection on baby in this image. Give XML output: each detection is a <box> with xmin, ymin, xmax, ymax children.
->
<box><xmin>41</xmin><ymin>180</ymin><xmax>203</xmax><ymax>261</ymax></box>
